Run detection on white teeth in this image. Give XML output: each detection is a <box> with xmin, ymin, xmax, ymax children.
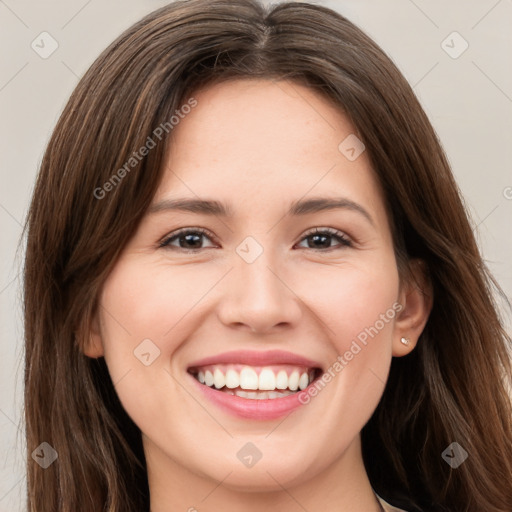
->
<box><xmin>258</xmin><ymin>368</ymin><xmax>276</xmax><ymax>390</ymax></box>
<box><xmin>276</xmin><ymin>370</ymin><xmax>288</xmax><ymax>389</ymax></box>
<box><xmin>213</xmin><ymin>368</ymin><xmax>225</xmax><ymax>389</ymax></box>
<box><xmin>225</xmin><ymin>369</ymin><xmax>240</xmax><ymax>389</ymax></box>
<box><xmin>268</xmin><ymin>390</ymin><xmax>291</xmax><ymax>399</ymax></box>
<box><xmin>299</xmin><ymin>372</ymin><xmax>309</xmax><ymax>390</ymax></box>
<box><xmin>193</xmin><ymin>365</ymin><xmax>317</xmax><ymax>393</ymax></box>
<box><xmin>288</xmin><ymin>371</ymin><xmax>299</xmax><ymax>391</ymax></box>
<box><xmin>231</xmin><ymin>389</ymin><xmax>295</xmax><ymax>399</ymax></box>
<box><xmin>247</xmin><ymin>391</ymin><xmax>266</xmax><ymax>399</ymax></box>
<box><xmin>239</xmin><ymin>367</ymin><xmax>259</xmax><ymax>390</ymax></box>
<box><xmin>204</xmin><ymin>370</ymin><xmax>214</xmax><ymax>387</ymax></box>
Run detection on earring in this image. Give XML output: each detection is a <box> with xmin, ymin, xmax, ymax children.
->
<box><xmin>400</xmin><ymin>337</ymin><xmax>410</xmax><ymax>346</ymax></box>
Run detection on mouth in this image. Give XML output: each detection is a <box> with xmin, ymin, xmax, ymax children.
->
<box><xmin>186</xmin><ymin>350</ymin><xmax>324</xmax><ymax>420</ymax></box>
<box><xmin>188</xmin><ymin>364</ymin><xmax>321</xmax><ymax>399</ymax></box>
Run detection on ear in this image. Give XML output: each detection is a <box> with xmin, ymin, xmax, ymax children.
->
<box><xmin>392</xmin><ymin>259</ymin><xmax>433</xmax><ymax>357</ymax></box>
<box><xmin>81</xmin><ymin>303</ymin><xmax>105</xmax><ymax>358</ymax></box>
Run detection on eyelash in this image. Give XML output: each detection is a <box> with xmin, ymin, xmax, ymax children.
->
<box><xmin>158</xmin><ymin>227</ymin><xmax>353</xmax><ymax>252</ymax></box>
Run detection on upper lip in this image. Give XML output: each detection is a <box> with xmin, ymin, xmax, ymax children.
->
<box><xmin>187</xmin><ymin>349</ymin><xmax>323</xmax><ymax>370</ymax></box>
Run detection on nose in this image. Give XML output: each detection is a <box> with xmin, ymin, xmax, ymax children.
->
<box><xmin>216</xmin><ymin>248</ymin><xmax>302</xmax><ymax>334</ymax></box>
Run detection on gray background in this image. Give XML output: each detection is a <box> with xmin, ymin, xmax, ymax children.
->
<box><xmin>1</xmin><ymin>0</ymin><xmax>511</xmax><ymax>509</ymax></box>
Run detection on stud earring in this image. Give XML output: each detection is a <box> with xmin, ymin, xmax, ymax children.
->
<box><xmin>400</xmin><ymin>337</ymin><xmax>410</xmax><ymax>346</ymax></box>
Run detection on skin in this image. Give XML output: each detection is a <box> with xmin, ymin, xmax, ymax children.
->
<box><xmin>86</xmin><ymin>79</ymin><xmax>432</xmax><ymax>511</ymax></box>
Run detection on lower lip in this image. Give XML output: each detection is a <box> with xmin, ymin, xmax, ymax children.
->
<box><xmin>188</xmin><ymin>373</ymin><xmax>313</xmax><ymax>420</ymax></box>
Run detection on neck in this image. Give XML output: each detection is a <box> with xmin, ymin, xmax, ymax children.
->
<box><xmin>145</xmin><ymin>434</ymin><xmax>384</xmax><ymax>512</ymax></box>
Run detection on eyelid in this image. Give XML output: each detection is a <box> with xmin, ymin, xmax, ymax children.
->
<box><xmin>300</xmin><ymin>226</ymin><xmax>349</xmax><ymax>238</ymax></box>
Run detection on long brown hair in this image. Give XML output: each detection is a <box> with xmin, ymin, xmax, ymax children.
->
<box><xmin>23</xmin><ymin>1</ymin><xmax>512</xmax><ymax>511</ymax></box>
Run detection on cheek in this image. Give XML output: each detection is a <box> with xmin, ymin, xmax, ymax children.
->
<box><xmin>96</xmin><ymin>256</ymin><xmax>230</xmax><ymax>407</ymax></box>
<box><xmin>96</xmin><ymin>258</ymin><xmax>206</xmax><ymax>426</ymax></box>
<box><xmin>300</xmin><ymin>261</ymin><xmax>399</xmax><ymax>436</ymax></box>
<box><xmin>99</xmin><ymin>257</ymin><xmax>212</xmax><ymax>351</ymax></box>
<box><xmin>338</xmin><ymin>273</ymin><xmax>398</xmax><ymax>350</ymax></box>
<box><xmin>294</xmin><ymin>255</ymin><xmax>400</xmax><ymax>353</ymax></box>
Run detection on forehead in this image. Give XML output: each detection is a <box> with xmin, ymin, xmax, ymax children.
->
<box><xmin>156</xmin><ymin>79</ymin><xmax>385</xmax><ymax>224</ymax></box>
<box><xmin>167</xmin><ymin>78</ymin><xmax>354</xmax><ymax>165</ymax></box>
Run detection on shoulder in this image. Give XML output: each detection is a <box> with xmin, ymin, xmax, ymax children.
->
<box><xmin>377</xmin><ymin>494</ymin><xmax>409</xmax><ymax>512</ymax></box>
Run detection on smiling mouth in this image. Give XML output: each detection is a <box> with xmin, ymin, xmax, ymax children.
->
<box><xmin>188</xmin><ymin>364</ymin><xmax>322</xmax><ymax>400</ymax></box>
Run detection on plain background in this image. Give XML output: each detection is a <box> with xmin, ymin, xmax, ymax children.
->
<box><xmin>1</xmin><ymin>0</ymin><xmax>511</xmax><ymax>510</ymax></box>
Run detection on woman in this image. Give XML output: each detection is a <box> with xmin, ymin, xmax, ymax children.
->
<box><xmin>23</xmin><ymin>0</ymin><xmax>512</xmax><ymax>511</ymax></box>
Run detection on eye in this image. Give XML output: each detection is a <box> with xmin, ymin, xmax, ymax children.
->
<box><xmin>159</xmin><ymin>226</ymin><xmax>353</xmax><ymax>253</ymax></box>
<box><xmin>295</xmin><ymin>227</ymin><xmax>352</xmax><ymax>250</ymax></box>
<box><xmin>159</xmin><ymin>228</ymin><xmax>217</xmax><ymax>252</ymax></box>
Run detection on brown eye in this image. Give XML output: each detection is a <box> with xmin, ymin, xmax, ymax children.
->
<box><xmin>296</xmin><ymin>228</ymin><xmax>352</xmax><ymax>250</ymax></box>
<box><xmin>159</xmin><ymin>228</ymin><xmax>217</xmax><ymax>251</ymax></box>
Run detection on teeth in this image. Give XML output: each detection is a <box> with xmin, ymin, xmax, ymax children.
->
<box><xmin>258</xmin><ymin>368</ymin><xmax>276</xmax><ymax>390</ymax></box>
<box><xmin>276</xmin><ymin>370</ymin><xmax>288</xmax><ymax>389</ymax></box>
<box><xmin>213</xmin><ymin>368</ymin><xmax>225</xmax><ymax>389</ymax></box>
<box><xmin>240</xmin><ymin>367</ymin><xmax>259</xmax><ymax>390</ymax></box>
<box><xmin>204</xmin><ymin>370</ymin><xmax>214</xmax><ymax>387</ymax></box>
<box><xmin>268</xmin><ymin>390</ymin><xmax>292</xmax><ymax>399</ymax></box>
<box><xmin>298</xmin><ymin>372</ymin><xmax>309</xmax><ymax>390</ymax></box>
<box><xmin>288</xmin><ymin>371</ymin><xmax>299</xmax><ymax>391</ymax></box>
<box><xmin>192</xmin><ymin>364</ymin><xmax>317</xmax><ymax>393</ymax></box>
<box><xmin>233</xmin><ymin>389</ymin><xmax>295</xmax><ymax>399</ymax></box>
<box><xmin>225</xmin><ymin>369</ymin><xmax>240</xmax><ymax>389</ymax></box>
<box><xmin>247</xmin><ymin>391</ymin><xmax>265</xmax><ymax>399</ymax></box>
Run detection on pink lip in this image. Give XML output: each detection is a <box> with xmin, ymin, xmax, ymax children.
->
<box><xmin>187</xmin><ymin>349</ymin><xmax>322</xmax><ymax>370</ymax></box>
<box><xmin>186</xmin><ymin>350</ymin><xmax>322</xmax><ymax>420</ymax></box>
<box><xmin>188</xmin><ymin>372</ymin><xmax>314</xmax><ymax>420</ymax></box>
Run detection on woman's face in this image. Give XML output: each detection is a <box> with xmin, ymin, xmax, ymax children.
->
<box><xmin>88</xmin><ymin>79</ymin><xmax>426</xmax><ymax>493</ymax></box>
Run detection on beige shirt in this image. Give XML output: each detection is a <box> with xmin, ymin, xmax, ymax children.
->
<box><xmin>377</xmin><ymin>494</ymin><xmax>408</xmax><ymax>512</ymax></box>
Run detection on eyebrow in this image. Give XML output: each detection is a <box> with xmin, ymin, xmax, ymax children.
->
<box><xmin>148</xmin><ymin>196</ymin><xmax>374</xmax><ymax>226</ymax></box>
